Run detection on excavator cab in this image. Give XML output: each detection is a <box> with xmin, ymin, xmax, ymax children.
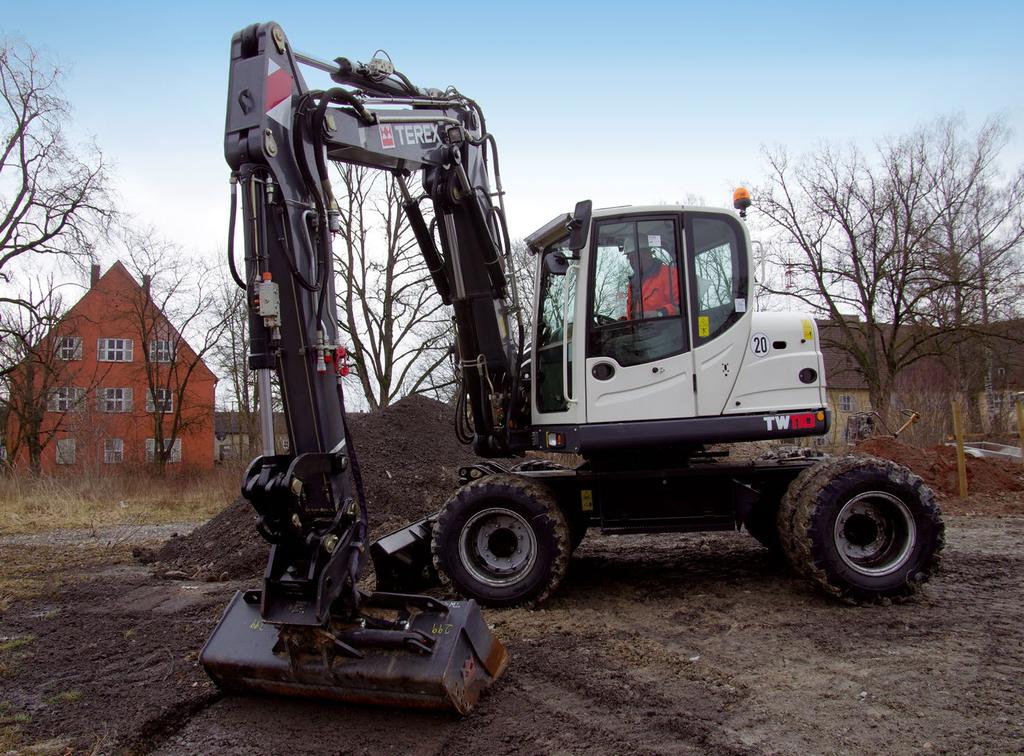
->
<box><xmin>527</xmin><ymin>204</ymin><xmax>827</xmax><ymax>447</ymax></box>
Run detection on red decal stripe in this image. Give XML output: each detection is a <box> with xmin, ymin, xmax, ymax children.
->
<box><xmin>265</xmin><ymin>68</ymin><xmax>292</xmax><ymax>113</ymax></box>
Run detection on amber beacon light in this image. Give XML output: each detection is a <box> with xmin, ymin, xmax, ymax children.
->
<box><xmin>733</xmin><ymin>187</ymin><xmax>752</xmax><ymax>218</ymax></box>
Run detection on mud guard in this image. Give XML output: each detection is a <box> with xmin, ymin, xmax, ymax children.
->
<box><xmin>201</xmin><ymin>590</ymin><xmax>507</xmax><ymax>715</ymax></box>
<box><xmin>370</xmin><ymin>517</ymin><xmax>440</xmax><ymax>593</ymax></box>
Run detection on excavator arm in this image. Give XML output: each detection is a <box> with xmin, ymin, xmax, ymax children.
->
<box><xmin>224</xmin><ymin>21</ymin><xmax>524</xmax><ymax>623</ymax></box>
<box><xmin>200</xmin><ymin>22</ymin><xmax>509</xmax><ymax>713</ymax></box>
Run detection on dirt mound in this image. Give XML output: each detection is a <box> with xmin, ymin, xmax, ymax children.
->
<box><xmin>149</xmin><ymin>394</ymin><xmax>474</xmax><ymax>580</ymax></box>
<box><xmin>854</xmin><ymin>437</ymin><xmax>1024</xmax><ymax>511</ymax></box>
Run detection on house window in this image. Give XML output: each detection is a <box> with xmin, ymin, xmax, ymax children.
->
<box><xmin>104</xmin><ymin>438</ymin><xmax>124</xmax><ymax>464</ymax></box>
<box><xmin>48</xmin><ymin>387</ymin><xmax>85</xmax><ymax>412</ymax></box>
<box><xmin>149</xmin><ymin>339</ymin><xmax>175</xmax><ymax>363</ymax></box>
<box><xmin>146</xmin><ymin>437</ymin><xmax>182</xmax><ymax>463</ymax></box>
<box><xmin>838</xmin><ymin>394</ymin><xmax>855</xmax><ymax>413</ymax></box>
<box><xmin>146</xmin><ymin>388</ymin><xmax>174</xmax><ymax>413</ymax></box>
<box><xmin>56</xmin><ymin>438</ymin><xmax>76</xmax><ymax>465</ymax></box>
<box><xmin>98</xmin><ymin>387</ymin><xmax>133</xmax><ymax>413</ymax></box>
<box><xmin>97</xmin><ymin>338</ymin><xmax>134</xmax><ymax>362</ymax></box>
<box><xmin>57</xmin><ymin>336</ymin><xmax>83</xmax><ymax>361</ymax></box>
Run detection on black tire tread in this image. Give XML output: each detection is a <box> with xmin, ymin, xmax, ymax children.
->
<box><xmin>431</xmin><ymin>473</ymin><xmax>571</xmax><ymax>607</ymax></box>
<box><xmin>777</xmin><ymin>455</ymin><xmax>944</xmax><ymax>602</ymax></box>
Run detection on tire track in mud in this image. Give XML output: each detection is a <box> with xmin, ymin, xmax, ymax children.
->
<box><xmin>439</xmin><ymin>631</ymin><xmax>754</xmax><ymax>756</ymax></box>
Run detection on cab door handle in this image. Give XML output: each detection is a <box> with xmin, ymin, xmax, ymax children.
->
<box><xmin>591</xmin><ymin>362</ymin><xmax>615</xmax><ymax>381</ymax></box>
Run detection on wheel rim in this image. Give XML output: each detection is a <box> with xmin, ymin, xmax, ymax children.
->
<box><xmin>458</xmin><ymin>507</ymin><xmax>538</xmax><ymax>588</ymax></box>
<box><xmin>833</xmin><ymin>491</ymin><xmax>916</xmax><ymax>577</ymax></box>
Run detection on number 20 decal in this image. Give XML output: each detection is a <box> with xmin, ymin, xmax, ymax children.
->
<box><xmin>750</xmin><ymin>332</ymin><xmax>770</xmax><ymax>357</ymax></box>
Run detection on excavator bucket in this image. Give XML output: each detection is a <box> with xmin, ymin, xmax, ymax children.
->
<box><xmin>200</xmin><ymin>590</ymin><xmax>507</xmax><ymax>715</ymax></box>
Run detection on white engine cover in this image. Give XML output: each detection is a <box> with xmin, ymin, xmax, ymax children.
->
<box><xmin>723</xmin><ymin>311</ymin><xmax>827</xmax><ymax>415</ymax></box>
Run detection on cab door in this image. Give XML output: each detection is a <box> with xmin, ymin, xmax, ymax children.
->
<box><xmin>583</xmin><ymin>215</ymin><xmax>697</xmax><ymax>423</ymax></box>
<box><xmin>684</xmin><ymin>212</ymin><xmax>752</xmax><ymax>416</ymax></box>
<box><xmin>531</xmin><ymin>236</ymin><xmax>586</xmax><ymax>427</ymax></box>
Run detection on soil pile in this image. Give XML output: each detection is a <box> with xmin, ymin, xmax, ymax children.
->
<box><xmin>148</xmin><ymin>395</ymin><xmax>474</xmax><ymax>580</ymax></box>
<box><xmin>855</xmin><ymin>437</ymin><xmax>1024</xmax><ymax>509</ymax></box>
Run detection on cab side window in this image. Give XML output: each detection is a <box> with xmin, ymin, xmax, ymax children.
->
<box><xmin>588</xmin><ymin>218</ymin><xmax>687</xmax><ymax>366</ymax></box>
<box><xmin>688</xmin><ymin>215</ymin><xmax>747</xmax><ymax>344</ymax></box>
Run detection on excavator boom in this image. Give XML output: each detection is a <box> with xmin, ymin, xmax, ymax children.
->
<box><xmin>200</xmin><ymin>21</ymin><xmax>509</xmax><ymax>713</ymax></box>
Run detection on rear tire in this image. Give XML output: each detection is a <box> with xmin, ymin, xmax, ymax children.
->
<box><xmin>432</xmin><ymin>474</ymin><xmax>570</xmax><ymax>607</ymax></box>
<box><xmin>777</xmin><ymin>455</ymin><xmax>944</xmax><ymax>602</ymax></box>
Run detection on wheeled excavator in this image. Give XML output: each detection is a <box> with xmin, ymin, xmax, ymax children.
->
<box><xmin>201</xmin><ymin>22</ymin><xmax>944</xmax><ymax>713</ymax></box>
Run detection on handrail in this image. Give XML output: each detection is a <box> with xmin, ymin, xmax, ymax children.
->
<box><xmin>561</xmin><ymin>263</ymin><xmax>578</xmax><ymax>404</ymax></box>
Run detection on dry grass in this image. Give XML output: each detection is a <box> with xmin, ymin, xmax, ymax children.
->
<box><xmin>0</xmin><ymin>466</ymin><xmax>242</xmax><ymax>535</ymax></box>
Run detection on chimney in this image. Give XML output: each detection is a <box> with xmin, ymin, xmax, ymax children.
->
<box><xmin>90</xmin><ymin>264</ymin><xmax>101</xmax><ymax>288</ymax></box>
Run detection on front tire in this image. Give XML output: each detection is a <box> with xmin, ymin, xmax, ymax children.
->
<box><xmin>432</xmin><ymin>474</ymin><xmax>570</xmax><ymax>607</ymax></box>
<box><xmin>778</xmin><ymin>455</ymin><xmax>944</xmax><ymax>602</ymax></box>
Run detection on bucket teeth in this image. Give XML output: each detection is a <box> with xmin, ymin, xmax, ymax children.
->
<box><xmin>201</xmin><ymin>591</ymin><xmax>507</xmax><ymax>715</ymax></box>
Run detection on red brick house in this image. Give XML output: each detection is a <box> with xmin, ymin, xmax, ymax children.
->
<box><xmin>6</xmin><ymin>262</ymin><xmax>217</xmax><ymax>473</ymax></box>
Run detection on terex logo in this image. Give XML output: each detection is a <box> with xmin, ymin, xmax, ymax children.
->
<box><xmin>393</xmin><ymin>123</ymin><xmax>441</xmax><ymax>146</ymax></box>
<box><xmin>378</xmin><ymin>122</ymin><xmax>442</xmax><ymax>150</ymax></box>
<box><xmin>764</xmin><ymin>413</ymin><xmax>818</xmax><ymax>432</ymax></box>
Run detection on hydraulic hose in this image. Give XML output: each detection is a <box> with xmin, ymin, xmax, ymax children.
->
<box><xmin>227</xmin><ymin>175</ymin><xmax>246</xmax><ymax>290</ymax></box>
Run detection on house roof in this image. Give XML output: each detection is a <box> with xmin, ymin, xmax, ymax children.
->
<box><xmin>59</xmin><ymin>261</ymin><xmax>217</xmax><ymax>383</ymax></box>
<box><xmin>816</xmin><ymin>318</ymin><xmax>1024</xmax><ymax>394</ymax></box>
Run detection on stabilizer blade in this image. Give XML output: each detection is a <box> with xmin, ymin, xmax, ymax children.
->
<box><xmin>200</xmin><ymin>591</ymin><xmax>507</xmax><ymax>715</ymax></box>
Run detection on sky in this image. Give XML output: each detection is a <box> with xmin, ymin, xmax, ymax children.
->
<box><xmin>4</xmin><ymin>0</ymin><xmax>1024</xmax><ymax>270</ymax></box>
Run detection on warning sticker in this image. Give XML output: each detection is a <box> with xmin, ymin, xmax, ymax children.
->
<box><xmin>580</xmin><ymin>490</ymin><xmax>594</xmax><ymax>512</ymax></box>
<box><xmin>735</xmin><ymin>297</ymin><xmax>746</xmax><ymax>313</ymax></box>
<box><xmin>379</xmin><ymin>124</ymin><xmax>395</xmax><ymax>149</ymax></box>
<box><xmin>801</xmin><ymin>319</ymin><xmax>814</xmax><ymax>341</ymax></box>
<box><xmin>698</xmin><ymin>316</ymin><xmax>710</xmax><ymax>338</ymax></box>
<box><xmin>265</xmin><ymin>59</ymin><xmax>293</xmax><ymax>127</ymax></box>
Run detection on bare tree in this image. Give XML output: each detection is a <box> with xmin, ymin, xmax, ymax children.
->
<box><xmin>0</xmin><ymin>279</ymin><xmax>106</xmax><ymax>473</ymax></box>
<box><xmin>0</xmin><ymin>41</ymin><xmax>113</xmax><ymax>293</ymax></box>
<box><xmin>121</xmin><ymin>229</ymin><xmax>227</xmax><ymax>470</ymax></box>
<box><xmin>755</xmin><ymin>118</ymin><xmax>1023</xmax><ymax>420</ymax></box>
<box><xmin>332</xmin><ymin>166</ymin><xmax>453</xmax><ymax>409</ymax></box>
<box><xmin>918</xmin><ymin>117</ymin><xmax>1024</xmax><ymax>427</ymax></box>
<box><xmin>209</xmin><ymin>280</ymin><xmax>260</xmax><ymax>458</ymax></box>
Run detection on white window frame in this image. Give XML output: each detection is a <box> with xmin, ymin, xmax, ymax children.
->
<box><xmin>57</xmin><ymin>335</ymin><xmax>83</xmax><ymax>361</ymax></box>
<box><xmin>48</xmin><ymin>387</ymin><xmax>85</xmax><ymax>412</ymax></box>
<box><xmin>97</xmin><ymin>338</ymin><xmax>134</xmax><ymax>362</ymax></box>
<box><xmin>56</xmin><ymin>438</ymin><xmax>76</xmax><ymax>465</ymax></box>
<box><xmin>146</xmin><ymin>437</ymin><xmax>182</xmax><ymax>463</ymax></box>
<box><xmin>98</xmin><ymin>387</ymin><xmax>133</xmax><ymax>413</ymax></box>
<box><xmin>838</xmin><ymin>394</ymin><xmax>855</xmax><ymax>413</ymax></box>
<box><xmin>149</xmin><ymin>339</ymin><xmax>175</xmax><ymax>363</ymax></box>
<box><xmin>146</xmin><ymin>388</ymin><xmax>174</xmax><ymax>413</ymax></box>
<box><xmin>104</xmin><ymin>438</ymin><xmax>124</xmax><ymax>464</ymax></box>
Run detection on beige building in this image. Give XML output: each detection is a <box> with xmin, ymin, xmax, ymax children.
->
<box><xmin>812</xmin><ymin>319</ymin><xmax>1024</xmax><ymax>447</ymax></box>
<box><xmin>214</xmin><ymin>411</ymin><xmax>290</xmax><ymax>462</ymax></box>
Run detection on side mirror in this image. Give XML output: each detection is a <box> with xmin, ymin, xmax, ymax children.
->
<box><xmin>543</xmin><ymin>252</ymin><xmax>569</xmax><ymax>276</ymax></box>
<box><xmin>568</xmin><ymin>199</ymin><xmax>592</xmax><ymax>252</ymax></box>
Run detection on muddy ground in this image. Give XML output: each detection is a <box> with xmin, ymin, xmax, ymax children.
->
<box><xmin>2</xmin><ymin>511</ymin><xmax>1023</xmax><ymax>754</ymax></box>
<box><xmin>4</xmin><ymin>398</ymin><xmax>1023</xmax><ymax>754</ymax></box>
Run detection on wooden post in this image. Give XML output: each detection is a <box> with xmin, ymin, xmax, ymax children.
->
<box><xmin>951</xmin><ymin>398</ymin><xmax>968</xmax><ymax>498</ymax></box>
<box><xmin>1016</xmin><ymin>399</ymin><xmax>1024</xmax><ymax>467</ymax></box>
